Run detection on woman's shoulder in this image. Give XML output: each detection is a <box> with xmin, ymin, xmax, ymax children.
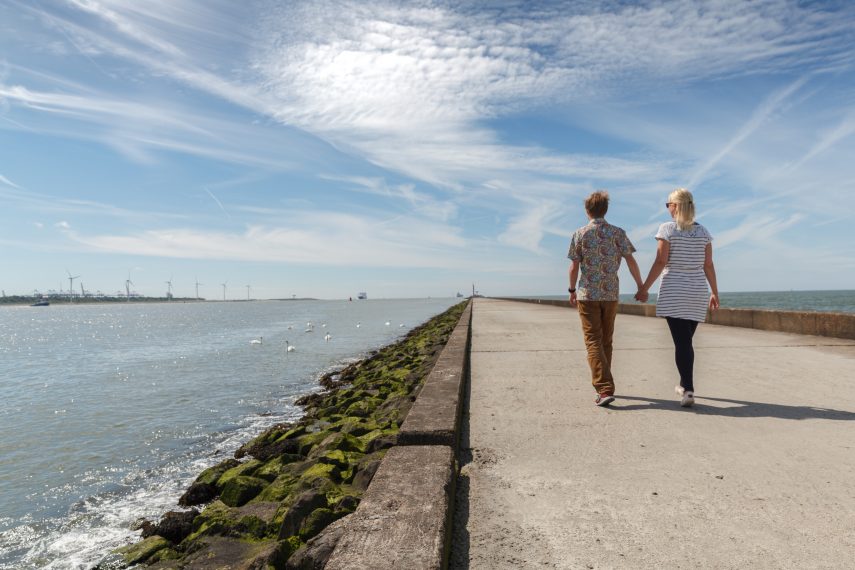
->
<box><xmin>690</xmin><ymin>222</ymin><xmax>712</xmax><ymax>239</ymax></box>
<box><xmin>655</xmin><ymin>221</ymin><xmax>676</xmax><ymax>239</ymax></box>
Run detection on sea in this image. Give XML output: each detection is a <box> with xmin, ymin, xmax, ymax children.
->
<box><xmin>535</xmin><ymin>289</ymin><xmax>855</xmax><ymax>314</ymax></box>
<box><xmin>0</xmin><ymin>298</ymin><xmax>458</xmax><ymax>570</ymax></box>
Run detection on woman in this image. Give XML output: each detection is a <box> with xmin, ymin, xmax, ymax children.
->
<box><xmin>637</xmin><ymin>188</ymin><xmax>719</xmax><ymax>407</ymax></box>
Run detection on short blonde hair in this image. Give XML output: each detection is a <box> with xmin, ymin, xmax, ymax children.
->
<box><xmin>669</xmin><ymin>188</ymin><xmax>695</xmax><ymax>231</ymax></box>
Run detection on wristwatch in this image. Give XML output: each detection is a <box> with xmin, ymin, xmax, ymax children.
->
<box><xmin>568</xmin><ymin>288</ymin><xmax>576</xmax><ymax>293</ymax></box>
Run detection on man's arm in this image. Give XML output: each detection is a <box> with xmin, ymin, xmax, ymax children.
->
<box><xmin>623</xmin><ymin>253</ymin><xmax>644</xmax><ymax>291</ymax></box>
<box><xmin>569</xmin><ymin>259</ymin><xmax>580</xmax><ymax>307</ymax></box>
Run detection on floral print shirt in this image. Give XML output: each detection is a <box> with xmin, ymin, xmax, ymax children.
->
<box><xmin>567</xmin><ymin>218</ymin><xmax>636</xmax><ymax>301</ymax></box>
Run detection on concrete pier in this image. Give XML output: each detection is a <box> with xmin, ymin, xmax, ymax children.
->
<box><xmin>451</xmin><ymin>298</ymin><xmax>855</xmax><ymax>569</ymax></box>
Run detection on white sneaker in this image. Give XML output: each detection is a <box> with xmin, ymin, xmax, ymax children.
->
<box><xmin>680</xmin><ymin>391</ymin><xmax>695</xmax><ymax>407</ymax></box>
<box><xmin>675</xmin><ymin>385</ymin><xmax>685</xmax><ymax>396</ymax></box>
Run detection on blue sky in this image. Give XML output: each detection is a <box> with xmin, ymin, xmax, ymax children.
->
<box><xmin>2</xmin><ymin>0</ymin><xmax>854</xmax><ymax>300</ymax></box>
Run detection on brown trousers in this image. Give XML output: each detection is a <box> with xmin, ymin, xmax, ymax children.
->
<box><xmin>577</xmin><ymin>300</ymin><xmax>618</xmax><ymax>396</ymax></box>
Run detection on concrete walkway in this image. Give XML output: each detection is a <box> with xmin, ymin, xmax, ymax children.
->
<box><xmin>451</xmin><ymin>298</ymin><xmax>855</xmax><ymax>569</ymax></box>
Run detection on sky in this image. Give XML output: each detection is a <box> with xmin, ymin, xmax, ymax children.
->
<box><xmin>2</xmin><ymin>0</ymin><xmax>854</xmax><ymax>300</ymax></box>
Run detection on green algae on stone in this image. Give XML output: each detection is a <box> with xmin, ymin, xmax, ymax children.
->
<box><xmin>298</xmin><ymin>508</ymin><xmax>339</xmax><ymax>541</ymax></box>
<box><xmin>115</xmin><ymin>536</ymin><xmax>172</xmax><ymax>565</ymax></box>
<box><xmin>194</xmin><ymin>458</ymin><xmax>240</xmax><ymax>486</ymax></box>
<box><xmin>220</xmin><ymin>475</ymin><xmax>269</xmax><ymax>507</ymax></box>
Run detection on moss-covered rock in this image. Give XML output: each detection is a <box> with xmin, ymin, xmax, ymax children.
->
<box><xmin>252</xmin><ymin>472</ymin><xmax>300</xmax><ymax>503</ymax></box>
<box><xmin>254</xmin><ymin>453</ymin><xmax>304</xmax><ymax>481</ymax></box>
<box><xmin>220</xmin><ymin>475</ymin><xmax>269</xmax><ymax>507</ymax></box>
<box><xmin>299</xmin><ymin>462</ymin><xmax>341</xmax><ymax>486</ymax></box>
<box><xmin>296</xmin><ymin>429</ymin><xmax>334</xmax><ymax>456</ymax></box>
<box><xmin>183</xmin><ymin>500</ymin><xmax>238</xmax><ymax>543</ymax></box>
<box><xmin>332</xmin><ymin>416</ymin><xmax>379</xmax><ymax>436</ymax></box>
<box><xmin>307</xmin><ymin>432</ymin><xmax>365</xmax><ymax>458</ymax></box>
<box><xmin>298</xmin><ymin>508</ymin><xmax>339</xmax><ymax>541</ymax></box>
<box><xmin>344</xmin><ymin>397</ymin><xmax>383</xmax><ymax>417</ymax></box>
<box><xmin>195</xmin><ymin>458</ymin><xmax>241</xmax><ymax>486</ymax></box>
<box><xmin>217</xmin><ymin>459</ymin><xmax>264</xmax><ymax>490</ymax></box>
<box><xmin>235</xmin><ymin>514</ymin><xmax>268</xmax><ymax>539</ymax></box>
<box><xmin>116</xmin><ymin>536</ymin><xmax>171</xmax><ymax>565</ymax></box>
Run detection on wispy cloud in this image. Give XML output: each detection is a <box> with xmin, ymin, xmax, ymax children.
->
<box><xmin>61</xmin><ymin>209</ymin><xmax>482</xmax><ymax>269</ymax></box>
<box><xmin>715</xmin><ymin>213</ymin><xmax>805</xmax><ymax>250</ymax></box>
<box><xmin>688</xmin><ymin>76</ymin><xmax>810</xmax><ymax>188</ymax></box>
<box><xmin>0</xmin><ymin>173</ymin><xmax>20</xmax><ymax>188</ymax></box>
<box><xmin>203</xmin><ymin>187</ymin><xmax>231</xmax><ymax>220</ymax></box>
<box><xmin>790</xmin><ymin>111</ymin><xmax>855</xmax><ymax>171</ymax></box>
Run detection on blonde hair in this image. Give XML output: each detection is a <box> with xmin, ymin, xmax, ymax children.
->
<box><xmin>669</xmin><ymin>188</ymin><xmax>695</xmax><ymax>231</ymax></box>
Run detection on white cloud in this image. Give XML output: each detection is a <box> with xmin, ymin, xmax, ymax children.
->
<box><xmin>55</xmin><ymin>220</ymin><xmax>71</xmax><ymax>229</ymax></box>
<box><xmin>497</xmin><ymin>201</ymin><xmax>562</xmax><ymax>254</ymax></box>
<box><xmin>4</xmin><ymin>0</ymin><xmax>854</xmax><ymax>277</ymax></box>
<box><xmin>0</xmin><ymin>173</ymin><xmax>20</xmax><ymax>188</ymax></box>
<box><xmin>61</xmin><ymin>207</ymin><xmax>478</xmax><ymax>268</ymax></box>
<box><xmin>715</xmin><ymin>213</ymin><xmax>805</xmax><ymax>250</ymax></box>
<box><xmin>688</xmin><ymin>76</ymin><xmax>809</xmax><ymax>188</ymax></box>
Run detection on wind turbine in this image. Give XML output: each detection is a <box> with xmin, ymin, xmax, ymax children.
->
<box><xmin>246</xmin><ymin>284</ymin><xmax>251</xmax><ymax>301</ymax></box>
<box><xmin>66</xmin><ymin>270</ymin><xmax>80</xmax><ymax>302</ymax></box>
<box><xmin>221</xmin><ymin>281</ymin><xmax>228</xmax><ymax>301</ymax></box>
<box><xmin>80</xmin><ymin>282</ymin><xmax>85</xmax><ymax>298</ymax></box>
<box><xmin>125</xmin><ymin>273</ymin><xmax>134</xmax><ymax>302</ymax></box>
<box><xmin>165</xmin><ymin>275</ymin><xmax>173</xmax><ymax>300</ymax></box>
<box><xmin>195</xmin><ymin>277</ymin><xmax>202</xmax><ymax>300</ymax></box>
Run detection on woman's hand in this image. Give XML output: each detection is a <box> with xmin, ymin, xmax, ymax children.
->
<box><xmin>709</xmin><ymin>293</ymin><xmax>719</xmax><ymax>311</ymax></box>
<box><xmin>635</xmin><ymin>290</ymin><xmax>649</xmax><ymax>303</ymax></box>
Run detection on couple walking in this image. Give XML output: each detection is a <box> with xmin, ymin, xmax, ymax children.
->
<box><xmin>567</xmin><ymin>189</ymin><xmax>719</xmax><ymax>408</ymax></box>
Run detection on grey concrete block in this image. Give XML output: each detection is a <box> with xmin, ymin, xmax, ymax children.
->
<box><xmin>398</xmin><ymin>321</ymin><xmax>469</xmax><ymax>448</ymax></box>
<box><xmin>325</xmin><ymin>445</ymin><xmax>455</xmax><ymax>570</ymax></box>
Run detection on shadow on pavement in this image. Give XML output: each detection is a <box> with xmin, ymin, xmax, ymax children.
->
<box><xmin>612</xmin><ymin>395</ymin><xmax>855</xmax><ymax>421</ymax></box>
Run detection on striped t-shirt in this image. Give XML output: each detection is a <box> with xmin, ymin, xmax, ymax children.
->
<box><xmin>655</xmin><ymin>221</ymin><xmax>712</xmax><ymax>322</ymax></box>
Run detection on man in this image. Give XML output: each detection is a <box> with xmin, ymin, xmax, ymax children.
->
<box><xmin>568</xmin><ymin>191</ymin><xmax>643</xmax><ymax>406</ymax></box>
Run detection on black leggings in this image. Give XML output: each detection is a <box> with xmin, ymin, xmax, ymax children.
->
<box><xmin>666</xmin><ymin>317</ymin><xmax>699</xmax><ymax>393</ymax></box>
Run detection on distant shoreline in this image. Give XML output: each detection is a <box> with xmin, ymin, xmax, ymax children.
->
<box><xmin>0</xmin><ymin>297</ymin><xmax>320</xmax><ymax>306</ymax></box>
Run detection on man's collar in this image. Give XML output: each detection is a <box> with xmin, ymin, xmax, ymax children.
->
<box><xmin>590</xmin><ymin>217</ymin><xmax>606</xmax><ymax>224</ymax></box>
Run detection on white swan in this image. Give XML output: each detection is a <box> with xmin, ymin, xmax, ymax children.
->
<box><xmin>250</xmin><ymin>336</ymin><xmax>263</xmax><ymax>345</ymax></box>
<box><xmin>385</xmin><ymin>321</ymin><xmax>391</xmax><ymax>326</ymax></box>
<box><xmin>324</xmin><ymin>333</ymin><xmax>331</xmax><ymax>342</ymax></box>
<box><xmin>356</xmin><ymin>321</ymin><xmax>361</xmax><ymax>328</ymax></box>
<box><xmin>285</xmin><ymin>340</ymin><xmax>295</xmax><ymax>352</ymax></box>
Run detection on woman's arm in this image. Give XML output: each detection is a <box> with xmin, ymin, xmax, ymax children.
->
<box><xmin>639</xmin><ymin>238</ymin><xmax>669</xmax><ymax>295</ymax></box>
<box><xmin>704</xmin><ymin>242</ymin><xmax>720</xmax><ymax>310</ymax></box>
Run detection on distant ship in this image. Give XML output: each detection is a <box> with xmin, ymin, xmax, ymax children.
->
<box><xmin>31</xmin><ymin>298</ymin><xmax>50</xmax><ymax>307</ymax></box>
<box><xmin>456</xmin><ymin>291</ymin><xmax>464</xmax><ymax>298</ymax></box>
<box><xmin>357</xmin><ymin>292</ymin><xmax>368</xmax><ymax>300</ymax></box>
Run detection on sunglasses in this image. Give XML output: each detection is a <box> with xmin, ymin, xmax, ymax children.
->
<box><xmin>665</xmin><ymin>202</ymin><xmax>675</xmax><ymax>208</ymax></box>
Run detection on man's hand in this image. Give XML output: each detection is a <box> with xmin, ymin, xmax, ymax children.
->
<box><xmin>569</xmin><ymin>291</ymin><xmax>578</xmax><ymax>307</ymax></box>
<box><xmin>635</xmin><ymin>290</ymin><xmax>649</xmax><ymax>303</ymax></box>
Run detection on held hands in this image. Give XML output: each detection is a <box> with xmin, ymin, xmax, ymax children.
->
<box><xmin>709</xmin><ymin>293</ymin><xmax>720</xmax><ymax>311</ymax></box>
<box><xmin>634</xmin><ymin>289</ymin><xmax>649</xmax><ymax>303</ymax></box>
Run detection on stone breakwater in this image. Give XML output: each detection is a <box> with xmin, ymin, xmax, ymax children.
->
<box><xmin>494</xmin><ymin>297</ymin><xmax>855</xmax><ymax>340</ymax></box>
<box><xmin>96</xmin><ymin>300</ymin><xmax>469</xmax><ymax>570</ymax></box>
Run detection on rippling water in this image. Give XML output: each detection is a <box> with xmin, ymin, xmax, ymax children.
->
<box><xmin>0</xmin><ymin>298</ymin><xmax>457</xmax><ymax>569</ymax></box>
<box><xmin>536</xmin><ymin>290</ymin><xmax>855</xmax><ymax>314</ymax></box>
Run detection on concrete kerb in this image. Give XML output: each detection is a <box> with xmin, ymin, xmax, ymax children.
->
<box><xmin>325</xmin><ymin>300</ymin><xmax>472</xmax><ymax>570</ymax></box>
<box><xmin>492</xmin><ymin>297</ymin><xmax>855</xmax><ymax>340</ymax></box>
